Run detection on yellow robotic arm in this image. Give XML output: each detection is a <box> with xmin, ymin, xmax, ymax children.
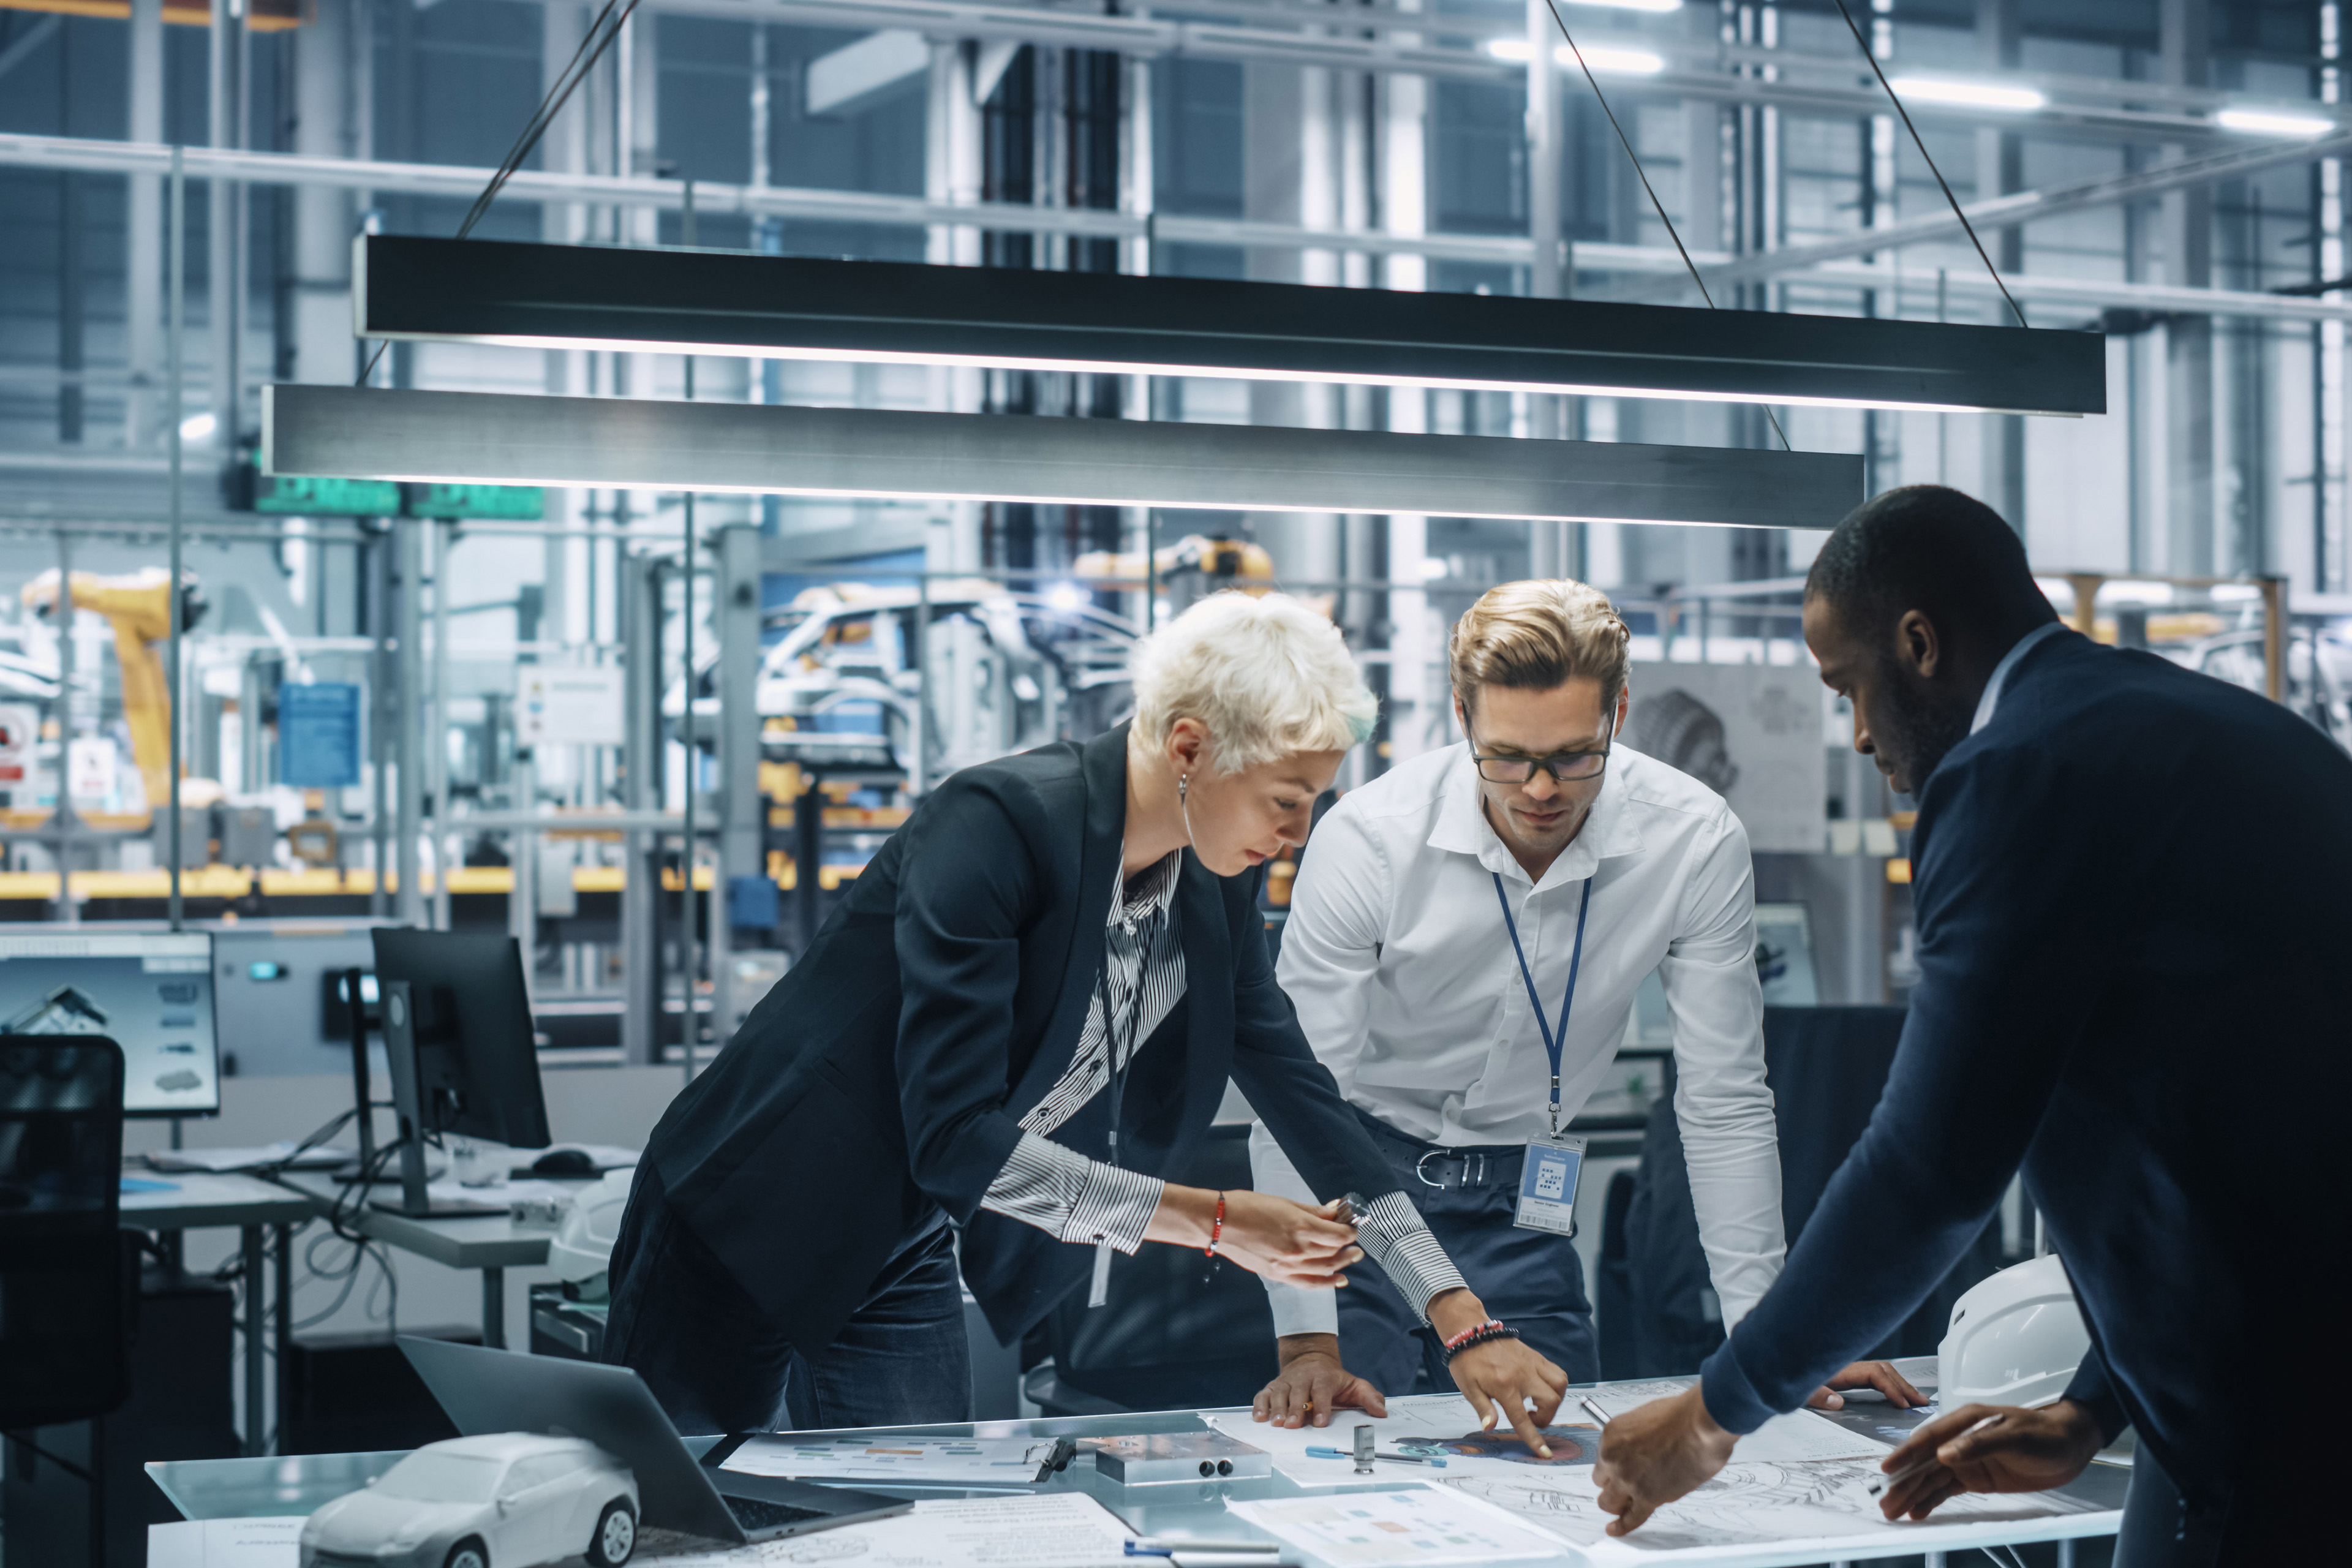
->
<box><xmin>23</xmin><ymin>567</ymin><xmax>205</xmax><ymax>810</ymax></box>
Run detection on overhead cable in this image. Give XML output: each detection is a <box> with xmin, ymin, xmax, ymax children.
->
<box><xmin>359</xmin><ymin>0</ymin><xmax>646</xmax><ymax>385</ymax></box>
<box><xmin>1538</xmin><ymin>0</ymin><xmax>1793</xmax><ymax>453</ymax></box>
<box><xmin>1826</xmin><ymin>0</ymin><xmax>2029</xmax><ymax>330</ymax></box>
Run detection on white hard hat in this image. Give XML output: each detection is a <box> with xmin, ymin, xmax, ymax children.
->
<box><xmin>548</xmin><ymin>1169</ymin><xmax>638</xmax><ymax>1292</ymax></box>
<box><xmin>1937</xmin><ymin>1253</ymin><xmax>2090</xmax><ymax>1408</ymax></box>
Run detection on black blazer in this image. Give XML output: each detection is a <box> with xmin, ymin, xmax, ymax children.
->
<box><xmin>1697</xmin><ymin>630</ymin><xmax>2350</xmax><ymax>1509</ymax></box>
<box><xmin>642</xmin><ymin>724</ymin><xmax>1403</xmax><ymax>1352</ymax></box>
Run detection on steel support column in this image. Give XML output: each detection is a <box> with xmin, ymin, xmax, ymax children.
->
<box><xmin>394</xmin><ymin>519</ymin><xmax>424</xmax><ymax>927</ymax></box>
<box><xmin>619</xmin><ymin>552</ymin><xmax>661</xmax><ymax>1066</ymax></box>
<box><xmin>716</xmin><ymin>521</ymin><xmax>764</xmax><ymax>1037</ymax></box>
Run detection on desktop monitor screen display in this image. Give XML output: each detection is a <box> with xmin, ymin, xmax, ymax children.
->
<box><xmin>0</xmin><ymin>930</ymin><xmax>219</xmax><ymax>1116</ymax></box>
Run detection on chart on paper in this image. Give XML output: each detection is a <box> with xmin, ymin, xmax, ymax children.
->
<box><xmin>1228</xmin><ymin>1487</ymin><xmax>1565</xmax><ymax>1566</ymax></box>
<box><xmin>719</xmin><ymin>1433</ymin><xmax>1060</xmax><ymax>1485</ymax></box>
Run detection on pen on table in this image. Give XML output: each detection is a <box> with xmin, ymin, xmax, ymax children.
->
<box><xmin>1129</xmin><ymin>1539</ymin><xmax>1280</xmax><ymax>1555</ymax></box>
<box><xmin>1866</xmin><ymin>1391</ymin><xmax>2068</xmax><ymax>1497</ymax></box>
<box><xmin>1866</xmin><ymin>1411</ymin><xmax>2011</xmax><ymax>1496</ymax></box>
<box><xmin>1578</xmin><ymin>1397</ymin><xmax>1612</xmax><ymax>1428</ymax></box>
<box><xmin>1303</xmin><ymin>1446</ymin><xmax>1446</xmax><ymax>1467</ymax></box>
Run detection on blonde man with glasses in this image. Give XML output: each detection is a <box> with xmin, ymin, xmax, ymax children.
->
<box><xmin>1248</xmin><ymin>580</ymin><xmax>1913</xmax><ymax>1431</ymax></box>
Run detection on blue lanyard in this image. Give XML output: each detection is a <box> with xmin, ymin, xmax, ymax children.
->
<box><xmin>1491</xmin><ymin>873</ymin><xmax>1594</xmax><ymax>1137</ymax></box>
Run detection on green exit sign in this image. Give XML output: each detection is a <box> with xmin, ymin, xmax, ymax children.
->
<box><xmin>252</xmin><ymin>473</ymin><xmax>403</xmax><ymax>516</ymax></box>
<box><xmin>408</xmin><ymin>483</ymin><xmax>544</xmax><ymax>520</ymax></box>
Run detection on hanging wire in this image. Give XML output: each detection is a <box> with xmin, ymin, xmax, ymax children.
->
<box><xmin>358</xmin><ymin>0</ymin><xmax>646</xmax><ymax>386</ymax></box>
<box><xmin>1538</xmin><ymin>0</ymin><xmax>1793</xmax><ymax>452</ymax></box>
<box><xmin>1826</xmin><ymin>0</ymin><xmax>2030</xmax><ymax>329</ymax></box>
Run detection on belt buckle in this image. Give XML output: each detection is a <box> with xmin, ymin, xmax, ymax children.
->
<box><xmin>1413</xmin><ymin>1150</ymin><xmax>1450</xmax><ymax>1189</ymax></box>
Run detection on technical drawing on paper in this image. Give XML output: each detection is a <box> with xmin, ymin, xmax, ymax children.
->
<box><xmin>1444</xmin><ymin>1458</ymin><xmax>2105</xmax><ymax>1552</ymax></box>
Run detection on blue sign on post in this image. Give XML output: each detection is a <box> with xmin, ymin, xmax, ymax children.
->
<box><xmin>279</xmin><ymin>682</ymin><xmax>363</xmax><ymax>789</ymax></box>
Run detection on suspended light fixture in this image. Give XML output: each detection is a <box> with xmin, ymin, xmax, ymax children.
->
<box><xmin>262</xmin><ymin>385</ymin><xmax>1866</xmax><ymax>532</ymax></box>
<box><xmin>353</xmin><ymin>237</ymin><xmax>2108</xmax><ymax>418</ymax></box>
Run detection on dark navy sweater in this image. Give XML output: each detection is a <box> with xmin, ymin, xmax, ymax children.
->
<box><xmin>1699</xmin><ymin>629</ymin><xmax>2350</xmax><ymax>1509</ymax></box>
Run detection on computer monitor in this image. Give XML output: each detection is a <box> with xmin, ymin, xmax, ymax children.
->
<box><xmin>0</xmin><ymin>930</ymin><xmax>218</xmax><ymax>1118</ymax></box>
<box><xmin>369</xmin><ymin>929</ymin><xmax>550</xmax><ymax>1216</ymax></box>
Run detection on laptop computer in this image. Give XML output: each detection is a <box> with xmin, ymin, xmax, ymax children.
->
<box><xmin>398</xmin><ymin>1336</ymin><xmax>913</xmax><ymax>1544</ymax></box>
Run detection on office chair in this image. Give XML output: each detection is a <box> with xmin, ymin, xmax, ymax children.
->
<box><xmin>0</xmin><ymin>1035</ymin><xmax>132</xmax><ymax>1430</ymax></box>
<box><xmin>1619</xmin><ymin>1006</ymin><xmax>2002</xmax><ymax>1376</ymax></box>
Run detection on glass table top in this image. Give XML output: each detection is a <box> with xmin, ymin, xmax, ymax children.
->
<box><xmin>146</xmin><ymin>1384</ymin><xmax>2129</xmax><ymax>1567</ymax></box>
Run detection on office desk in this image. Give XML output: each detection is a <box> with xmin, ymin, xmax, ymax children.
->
<box><xmin>271</xmin><ymin>1170</ymin><xmax>595</xmax><ymax>1350</ymax></box>
<box><xmin>148</xmin><ymin>1384</ymin><xmax>2127</xmax><ymax>1566</ymax></box>
<box><xmin>118</xmin><ymin>1169</ymin><xmax>317</xmax><ymax>1457</ymax></box>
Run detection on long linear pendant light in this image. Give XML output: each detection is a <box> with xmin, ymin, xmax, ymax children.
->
<box><xmin>353</xmin><ymin>236</ymin><xmax>2105</xmax><ymax>419</ymax></box>
<box><xmin>262</xmin><ymin>385</ymin><xmax>1864</xmax><ymax>530</ymax></box>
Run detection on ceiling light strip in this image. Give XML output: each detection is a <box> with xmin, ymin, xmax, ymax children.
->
<box><xmin>355</xmin><ymin>236</ymin><xmax>2108</xmax><ymax>418</ymax></box>
<box><xmin>262</xmin><ymin>386</ymin><xmax>1866</xmax><ymax>531</ymax></box>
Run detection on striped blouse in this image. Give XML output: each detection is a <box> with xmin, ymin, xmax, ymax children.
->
<box><xmin>979</xmin><ymin>852</ymin><xmax>1464</xmax><ymax>1322</ymax></box>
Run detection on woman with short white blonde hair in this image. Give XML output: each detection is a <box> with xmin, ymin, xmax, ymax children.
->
<box><xmin>606</xmin><ymin>590</ymin><xmax>1561</xmax><ymax>1439</ymax></box>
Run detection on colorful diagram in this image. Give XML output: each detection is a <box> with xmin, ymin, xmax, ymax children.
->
<box><xmin>1394</xmin><ymin>1425</ymin><xmax>1599</xmax><ymax>1466</ymax></box>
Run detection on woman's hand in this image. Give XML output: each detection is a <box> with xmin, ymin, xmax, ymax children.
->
<box><xmin>1251</xmin><ymin>1333</ymin><xmax>1389</xmax><ymax>1428</ymax></box>
<box><xmin>1144</xmin><ymin>1188</ymin><xmax>1363</xmax><ymax>1287</ymax></box>
<box><xmin>1873</xmin><ymin>1400</ymin><xmax>2105</xmax><ymax>1522</ymax></box>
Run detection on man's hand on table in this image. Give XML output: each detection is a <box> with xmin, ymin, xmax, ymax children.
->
<box><xmin>1252</xmin><ymin>1335</ymin><xmax>1388</xmax><ymax>1429</ymax></box>
<box><xmin>1806</xmin><ymin>1360</ymin><xmax>1929</xmax><ymax>1411</ymax></box>
<box><xmin>1873</xmin><ymin>1398</ymin><xmax>2103</xmax><ymax>1522</ymax></box>
<box><xmin>1426</xmin><ymin>1289</ymin><xmax>1570</xmax><ymax>1458</ymax></box>
<box><xmin>1591</xmin><ymin>1383</ymin><xmax>1737</xmax><ymax>1536</ymax></box>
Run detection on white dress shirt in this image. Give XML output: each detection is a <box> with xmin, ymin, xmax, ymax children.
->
<box><xmin>1251</xmin><ymin>741</ymin><xmax>1789</xmax><ymax>1338</ymax></box>
<box><xmin>1971</xmin><ymin>621</ymin><xmax>2068</xmax><ymax>735</ymax></box>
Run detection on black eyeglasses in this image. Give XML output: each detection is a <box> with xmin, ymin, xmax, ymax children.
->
<box><xmin>1467</xmin><ymin>717</ymin><xmax>1618</xmax><ymax>784</ymax></box>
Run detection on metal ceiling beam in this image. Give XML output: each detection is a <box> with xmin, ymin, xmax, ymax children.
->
<box><xmin>459</xmin><ymin>0</ymin><xmax>2328</xmax><ymax>143</ymax></box>
<box><xmin>262</xmin><ymin>385</ymin><xmax>1864</xmax><ymax>530</ymax></box>
<box><xmin>353</xmin><ymin>235</ymin><xmax>2105</xmax><ymax>416</ymax></box>
<box><xmin>4</xmin><ymin>133</ymin><xmax>2342</xmax><ymax>326</ymax></box>
<box><xmin>1687</xmin><ymin>129</ymin><xmax>2352</xmax><ymax>292</ymax></box>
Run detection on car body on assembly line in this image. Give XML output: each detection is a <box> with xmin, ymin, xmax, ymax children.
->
<box><xmin>299</xmin><ymin>1433</ymin><xmax>638</xmax><ymax>1568</ymax></box>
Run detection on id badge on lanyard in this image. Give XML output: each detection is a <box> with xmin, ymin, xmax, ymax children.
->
<box><xmin>1493</xmin><ymin>873</ymin><xmax>1594</xmax><ymax>1237</ymax></box>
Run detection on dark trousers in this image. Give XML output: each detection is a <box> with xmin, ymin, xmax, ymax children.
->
<box><xmin>1335</xmin><ymin>1110</ymin><xmax>1597</xmax><ymax>1396</ymax></box>
<box><xmin>2114</xmin><ymin>1443</ymin><xmax>2324</xmax><ymax>1567</ymax></box>
<box><xmin>603</xmin><ymin>1168</ymin><xmax>971</xmax><ymax>1435</ymax></box>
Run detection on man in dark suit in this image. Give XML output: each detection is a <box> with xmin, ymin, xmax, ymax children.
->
<box><xmin>1588</xmin><ymin>486</ymin><xmax>2345</xmax><ymax>1563</ymax></box>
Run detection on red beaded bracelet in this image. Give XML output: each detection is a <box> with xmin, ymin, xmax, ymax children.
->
<box><xmin>1205</xmin><ymin>1192</ymin><xmax>1227</xmax><ymax>1257</ymax></box>
<box><xmin>1441</xmin><ymin>1317</ymin><xmax>1506</xmax><ymax>1353</ymax></box>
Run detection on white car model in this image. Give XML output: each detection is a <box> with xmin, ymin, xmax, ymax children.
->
<box><xmin>299</xmin><ymin>1433</ymin><xmax>638</xmax><ymax>1568</ymax></box>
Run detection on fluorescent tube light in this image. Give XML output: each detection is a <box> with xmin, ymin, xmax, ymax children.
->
<box><xmin>356</xmin><ymin>238</ymin><xmax>2111</xmax><ymax>419</ymax></box>
<box><xmin>2216</xmin><ymin>107</ymin><xmax>2335</xmax><ymax>138</ymax></box>
<box><xmin>1886</xmin><ymin>77</ymin><xmax>2046</xmax><ymax>112</ymax></box>
<box><xmin>1567</xmin><ymin>0</ymin><xmax>1682</xmax><ymax>12</ymax></box>
<box><xmin>1558</xmin><ymin>43</ymin><xmax>1665</xmax><ymax>74</ymax></box>
<box><xmin>1483</xmin><ymin>38</ymin><xmax>1667</xmax><ymax>74</ymax></box>
<box><xmin>262</xmin><ymin>386</ymin><xmax>1866</xmax><ymax>533</ymax></box>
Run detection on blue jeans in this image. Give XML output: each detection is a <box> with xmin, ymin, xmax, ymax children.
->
<box><xmin>1335</xmin><ymin>1111</ymin><xmax>1597</xmax><ymax>1396</ymax></box>
<box><xmin>605</xmin><ymin>1170</ymin><xmax>971</xmax><ymax>1434</ymax></box>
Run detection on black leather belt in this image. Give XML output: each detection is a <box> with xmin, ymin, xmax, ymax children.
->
<box><xmin>1351</xmin><ymin>1108</ymin><xmax>1523</xmax><ymax>1191</ymax></box>
<box><xmin>1407</xmin><ymin>1146</ymin><xmax>1524</xmax><ymax>1190</ymax></box>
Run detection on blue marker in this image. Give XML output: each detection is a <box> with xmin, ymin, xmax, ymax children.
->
<box><xmin>1303</xmin><ymin>1447</ymin><xmax>1444</xmax><ymax>1468</ymax></box>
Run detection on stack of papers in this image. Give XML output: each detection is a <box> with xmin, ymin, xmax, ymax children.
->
<box><xmin>721</xmin><ymin>1433</ymin><xmax>1066</xmax><ymax>1487</ymax></box>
